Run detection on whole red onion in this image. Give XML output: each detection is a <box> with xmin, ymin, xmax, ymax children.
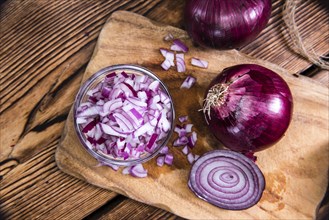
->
<box><xmin>184</xmin><ymin>0</ymin><xmax>272</xmax><ymax>49</ymax></box>
<box><xmin>203</xmin><ymin>64</ymin><xmax>293</xmax><ymax>153</ymax></box>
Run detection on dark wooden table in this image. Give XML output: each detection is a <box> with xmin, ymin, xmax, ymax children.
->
<box><xmin>1</xmin><ymin>0</ymin><xmax>328</xmax><ymax>219</ymax></box>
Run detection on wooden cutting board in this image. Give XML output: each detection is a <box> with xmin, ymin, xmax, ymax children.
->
<box><xmin>56</xmin><ymin>11</ymin><xmax>329</xmax><ymax>219</ymax></box>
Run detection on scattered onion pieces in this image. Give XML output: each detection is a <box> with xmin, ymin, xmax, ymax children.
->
<box><xmin>178</xmin><ymin>115</ymin><xmax>188</xmax><ymax>123</ymax></box>
<box><xmin>191</xmin><ymin>58</ymin><xmax>208</xmax><ymax>69</ymax></box>
<box><xmin>180</xmin><ymin>75</ymin><xmax>196</xmax><ymax>89</ymax></box>
<box><xmin>171</xmin><ymin>39</ymin><xmax>189</xmax><ymax>53</ymax></box>
<box><xmin>160</xmin><ymin>49</ymin><xmax>175</xmax><ymax>70</ymax></box>
<box><xmin>157</xmin><ymin>156</ymin><xmax>165</xmax><ymax>167</ymax></box>
<box><xmin>187</xmin><ymin>152</ymin><xmax>195</xmax><ymax>164</ymax></box>
<box><xmin>176</xmin><ymin>53</ymin><xmax>186</xmax><ymax>72</ymax></box>
<box><xmin>164</xmin><ymin>33</ymin><xmax>174</xmax><ymax>41</ymax></box>
<box><xmin>130</xmin><ymin>163</ymin><xmax>148</xmax><ymax>178</ymax></box>
<box><xmin>188</xmin><ymin>150</ymin><xmax>265</xmax><ymax>210</ymax></box>
<box><xmin>160</xmin><ymin>34</ymin><xmax>208</xmax><ymax>77</ymax></box>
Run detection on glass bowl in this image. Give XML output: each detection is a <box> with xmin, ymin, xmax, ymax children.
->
<box><xmin>73</xmin><ymin>64</ymin><xmax>175</xmax><ymax>167</ymax></box>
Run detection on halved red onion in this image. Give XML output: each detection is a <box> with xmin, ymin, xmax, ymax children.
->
<box><xmin>180</xmin><ymin>75</ymin><xmax>196</xmax><ymax>89</ymax></box>
<box><xmin>188</xmin><ymin>150</ymin><xmax>265</xmax><ymax>210</ymax></box>
<box><xmin>191</xmin><ymin>58</ymin><xmax>208</xmax><ymax>69</ymax></box>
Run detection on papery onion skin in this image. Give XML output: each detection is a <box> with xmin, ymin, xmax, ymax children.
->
<box><xmin>188</xmin><ymin>150</ymin><xmax>265</xmax><ymax>210</ymax></box>
<box><xmin>203</xmin><ymin>64</ymin><xmax>293</xmax><ymax>153</ymax></box>
<box><xmin>184</xmin><ymin>0</ymin><xmax>272</xmax><ymax>50</ymax></box>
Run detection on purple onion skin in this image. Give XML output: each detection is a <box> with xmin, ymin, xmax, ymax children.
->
<box><xmin>205</xmin><ymin>64</ymin><xmax>293</xmax><ymax>153</ymax></box>
<box><xmin>184</xmin><ymin>0</ymin><xmax>272</xmax><ymax>50</ymax></box>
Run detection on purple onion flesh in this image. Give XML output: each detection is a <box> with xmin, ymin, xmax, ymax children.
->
<box><xmin>184</xmin><ymin>0</ymin><xmax>272</xmax><ymax>49</ymax></box>
<box><xmin>188</xmin><ymin>150</ymin><xmax>265</xmax><ymax>210</ymax></box>
<box><xmin>203</xmin><ymin>64</ymin><xmax>293</xmax><ymax>153</ymax></box>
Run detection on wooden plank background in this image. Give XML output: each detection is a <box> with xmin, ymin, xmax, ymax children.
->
<box><xmin>0</xmin><ymin>0</ymin><xmax>328</xmax><ymax>219</ymax></box>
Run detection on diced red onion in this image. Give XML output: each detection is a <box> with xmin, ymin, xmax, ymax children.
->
<box><xmin>159</xmin><ymin>145</ymin><xmax>169</xmax><ymax>154</ymax></box>
<box><xmin>164</xmin><ymin>33</ymin><xmax>174</xmax><ymax>41</ymax></box>
<box><xmin>170</xmin><ymin>39</ymin><xmax>189</xmax><ymax>53</ymax></box>
<box><xmin>178</xmin><ymin>115</ymin><xmax>188</xmax><ymax>123</ymax></box>
<box><xmin>174</xmin><ymin>123</ymin><xmax>194</xmax><ymax>138</ymax></box>
<box><xmin>164</xmin><ymin>153</ymin><xmax>174</xmax><ymax>165</ymax></box>
<box><xmin>161</xmin><ymin>59</ymin><xmax>172</xmax><ymax>71</ymax></box>
<box><xmin>77</xmin><ymin>106</ymin><xmax>99</xmax><ymax>117</ymax></box>
<box><xmin>76</xmin><ymin>117</ymin><xmax>87</xmax><ymax>124</ymax></box>
<box><xmin>184</xmin><ymin>124</ymin><xmax>193</xmax><ymax>133</ymax></box>
<box><xmin>100</xmin><ymin>123</ymin><xmax>126</xmax><ymax>138</ymax></box>
<box><xmin>187</xmin><ymin>131</ymin><xmax>197</xmax><ymax>148</ymax></box>
<box><xmin>173</xmin><ymin>136</ymin><xmax>189</xmax><ymax>147</ymax></box>
<box><xmin>130</xmin><ymin>163</ymin><xmax>148</xmax><ymax>178</ymax></box>
<box><xmin>176</xmin><ymin>53</ymin><xmax>186</xmax><ymax>73</ymax></box>
<box><xmin>180</xmin><ymin>75</ymin><xmax>196</xmax><ymax>89</ymax></box>
<box><xmin>94</xmin><ymin>124</ymin><xmax>103</xmax><ymax>141</ymax></box>
<box><xmin>101</xmin><ymin>86</ymin><xmax>111</xmax><ymax>98</ymax></box>
<box><xmin>182</xmin><ymin>146</ymin><xmax>189</xmax><ymax>155</ymax></box>
<box><xmin>160</xmin><ymin>48</ymin><xmax>169</xmax><ymax>57</ymax></box>
<box><xmin>188</xmin><ymin>150</ymin><xmax>265</xmax><ymax>210</ymax></box>
<box><xmin>105</xmin><ymin>72</ymin><xmax>116</xmax><ymax>81</ymax></box>
<box><xmin>187</xmin><ymin>152</ymin><xmax>195</xmax><ymax>164</ymax></box>
<box><xmin>121</xmin><ymin>71</ymin><xmax>129</xmax><ymax>78</ymax></box>
<box><xmin>76</xmin><ymin>71</ymin><xmax>173</xmax><ymax>163</ymax></box>
<box><xmin>160</xmin><ymin>49</ymin><xmax>175</xmax><ymax>70</ymax></box>
<box><xmin>122</xmin><ymin>166</ymin><xmax>130</xmax><ymax>175</ymax></box>
<box><xmin>157</xmin><ymin>156</ymin><xmax>165</xmax><ymax>167</ymax></box>
<box><xmin>146</xmin><ymin>133</ymin><xmax>158</xmax><ymax>149</ymax></box>
<box><xmin>82</xmin><ymin>120</ymin><xmax>97</xmax><ymax>133</ymax></box>
<box><xmin>191</xmin><ymin>58</ymin><xmax>208</xmax><ymax>69</ymax></box>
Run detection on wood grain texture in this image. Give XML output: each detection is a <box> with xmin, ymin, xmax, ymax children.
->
<box><xmin>1</xmin><ymin>0</ymin><xmax>328</xmax><ymax>219</ymax></box>
<box><xmin>56</xmin><ymin>11</ymin><xmax>329</xmax><ymax>220</ymax></box>
<box><xmin>0</xmin><ymin>139</ymin><xmax>118</xmax><ymax>219</ymax></box>
<box><xmin>85</xmin><ymin>195</ymin><xmax>184</xmax><ymax>220</ymax></box>
<box><xmin>240</xmin><ymin>0</ymin><xmax>329</xmax><ymax>73</ymax></box>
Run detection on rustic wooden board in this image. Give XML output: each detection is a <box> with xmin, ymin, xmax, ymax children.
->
<box><xmin>55</xmin><ymin>11</ymin><xmax>329</xmax><ymax>219</ymax></box>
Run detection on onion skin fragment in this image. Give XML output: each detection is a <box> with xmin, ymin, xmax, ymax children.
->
<box><xmin>188</xmin><ymin>150</ymin><xmax>265</xmax><ymax>210</ymax></box>
<box><xmin>203</xmin><ymin>64</ymin><xmax>293</xmax><ymax>153</ymax></box>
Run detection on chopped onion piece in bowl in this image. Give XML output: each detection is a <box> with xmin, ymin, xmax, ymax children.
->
<box><xmin>74</xmin><ymin>64</ymin><xmax>175</xmax><ymax>167</ymax></box>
